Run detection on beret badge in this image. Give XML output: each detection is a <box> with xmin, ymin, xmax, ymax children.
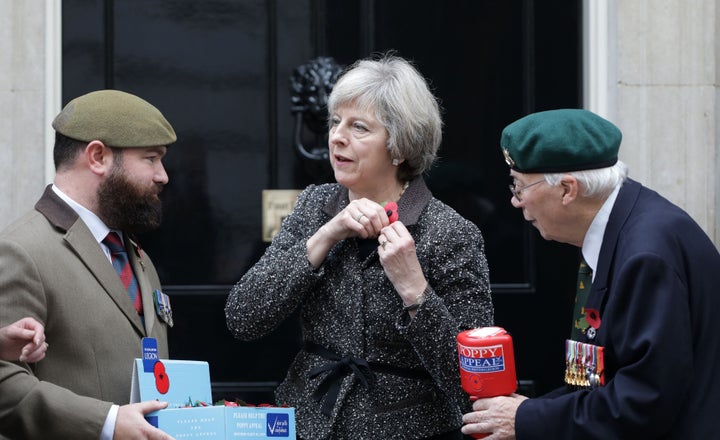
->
<box><xmin>503</xmin><ymin>148</ymin><xmax>516</xmax><ymax>168</ymax></box>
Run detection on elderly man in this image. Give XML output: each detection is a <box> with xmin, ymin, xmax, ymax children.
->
<box><xmin>462</xmin><ymin>109</ymin><xmax>720</xmax><ymax>439</ymax></box>
<box><xmin>0</xmin><ymin>90</ymin><xmax>177</xmax><ymax>439</ymax></box>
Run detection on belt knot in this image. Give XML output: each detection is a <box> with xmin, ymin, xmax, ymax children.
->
<box><xmin>306</xmin><ymin>343</ymin><xmax>376</xmax><ymax>416</ymax></box>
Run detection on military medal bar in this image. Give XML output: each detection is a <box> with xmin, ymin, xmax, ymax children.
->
<box><xmin>564</xmin><ymin>339</ymin><xmax>605</xmax><ymax>389</ymax></box>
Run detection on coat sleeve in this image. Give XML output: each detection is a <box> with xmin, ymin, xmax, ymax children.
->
<box><xmin>225</xmin><ymin>185</ymin><xmax>324</xmax><ymax>340</ymax></box>
<box><xmin>0</xmin><ymin>360</ymin><xmax>112</xmax><ymax>439</ymax></box>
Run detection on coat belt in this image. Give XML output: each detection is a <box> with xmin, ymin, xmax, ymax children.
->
<box><xmin>304</xmin><ymin>341</ymin><xmax>432</xmax><ymax>417</ymax></box>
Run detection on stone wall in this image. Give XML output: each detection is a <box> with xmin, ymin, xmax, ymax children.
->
<box><xmin>613</xmin><ymin>0</ymin><xmax>719</xmax><ymax>244</ymax></box>
<box><xmin>0</xmin><ymin>0</ymin><xmax>56</xmax><ymax>230</ymax></box>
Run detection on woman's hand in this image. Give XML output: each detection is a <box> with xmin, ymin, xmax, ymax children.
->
<box><xmin>377</xmin><ymin>221</ymin><xmax>427</xmax><ymax>306</ymax></box>
<box><xmin>307</xmin><ymin>198</ymin><xmax>389</xmax><ymax>267</ymax></box>
<box><xmin>340</xmin><ymin>198</ymin><xmax>389</xmax><ymax>240</ymax></box>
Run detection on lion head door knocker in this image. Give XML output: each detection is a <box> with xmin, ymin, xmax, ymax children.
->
<box><xmin>289</xmin><ymin>56</ymin><xmax>344</xmax><ymax>161</ymax></box>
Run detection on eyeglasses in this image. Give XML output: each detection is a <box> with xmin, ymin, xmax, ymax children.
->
<box><xmin>509</xmin><ymin>179</ymin><xmax>545</xmax><ymax>202</ymax></box>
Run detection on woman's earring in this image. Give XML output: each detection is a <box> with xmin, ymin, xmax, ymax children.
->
<box><xmin>392</xmin><ymin>158</ymin><xmax>400</xmax><ymax>166</ymax></box>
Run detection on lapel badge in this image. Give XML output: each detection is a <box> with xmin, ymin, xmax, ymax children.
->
<box><xmin>586</xmin><ymin>327</ymin><xmax>596</xmax><ymax>340</ymax></box>
<box><xmin>503</xmin><ymin>148</ymin><xmax>515</xmax><ymax>168</ymax></box>
<box><xmin>585</xmin><ymin>308</ymin><xmax>601</xmax><ymax>341</ymax></box>
<box><xmin>129</xmin><ymin>234</ymin><xmax>146</xmax><ymax>270</ymax></box>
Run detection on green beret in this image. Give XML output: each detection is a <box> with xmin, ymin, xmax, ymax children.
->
<box><xmin>52</xmin><ymin>90</ymin><xmax>177</xmax><ymax>148</ymax></box>
<box><xmin>500</xmin><ymin>109</ymin><xmax>621</xmax><ymax>173</ymax></box>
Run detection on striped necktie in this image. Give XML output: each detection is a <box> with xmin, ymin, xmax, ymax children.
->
<box><xmin>103</xmin><ymin>232</ymin><xmax>143</xmax><ymax>316</ymax></box>
<box><xmin>570</xmin><ymin>258</ymin><xmax>592</xmax><ymax>340</ymax></box>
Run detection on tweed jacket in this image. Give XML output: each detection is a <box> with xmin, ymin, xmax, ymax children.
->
<box><xmin>516</xmin><ymin>179</ymin><xmax>720</xmax><ymax>439</ymax></box>
<box><xmin>0</xmin><ymin>185</ymin><xmax>169</xmax><ymax>440</ymax></box>
<box><xmin>226</xmin><ymin>177</ymin><xmax>493</xmax><ymax>439</ymax></box>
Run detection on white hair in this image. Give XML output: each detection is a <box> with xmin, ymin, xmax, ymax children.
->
<box><xmin>544</xmin><ymin>160</ymin><xmax>629</xmax><ymax>198</ymax></box>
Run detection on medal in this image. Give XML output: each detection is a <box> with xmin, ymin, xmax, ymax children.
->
<box><xmin>564</xmin><ymin>339</ymin><xmax>605</xmax><ymax>389</ymax></box>
<box><xmin>153</xmin><ymin>289</ymin><xmax>174</xmax><ymax>327</ymax></box>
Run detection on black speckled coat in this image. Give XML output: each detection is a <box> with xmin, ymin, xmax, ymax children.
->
<box><xmin>226</xmin><ymin>177</ymin><xmax>493</xmax><ymax>439</ymax></box>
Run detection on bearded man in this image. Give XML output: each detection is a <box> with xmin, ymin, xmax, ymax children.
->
<box><xmin>0</xmin><ymin>90</ymin><xmax>177</xmax><ymax>440</ymax></box>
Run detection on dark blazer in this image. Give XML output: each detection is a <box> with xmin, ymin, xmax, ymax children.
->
<box><xmin>0</xmin><ymin>185</ymin><xmax>169</xmax><ymax>439</ymax></box>
<box><xmin>226</xmin><ymin>177</ymin><xmax>494</xmax><ymax>439</ymax></box>
<box><xmin>516</xmin><ymin>179</ymin><xmax>720</xmax><ymax>439</ymax></box>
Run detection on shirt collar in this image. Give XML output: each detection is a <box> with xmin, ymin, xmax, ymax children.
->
<box><xmin>582</xmin><ymin>184</ymin><xmax>621</xmax><ymax>280</ymax></box>
<box><xmin>51</xmin><ymin>184</ymin><xmax>113</xmax><ymax>245</ymax></box>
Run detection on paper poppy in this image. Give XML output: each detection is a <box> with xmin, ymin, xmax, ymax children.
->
<box><xmin>585</xmin><ymin>308</ymin><xmax>601</xmax><ymax>329</ymax></box>
<box><xmin>384</xmin><ymin>201</ymin><xmax>399</xmax><ymax>223</ymax></box>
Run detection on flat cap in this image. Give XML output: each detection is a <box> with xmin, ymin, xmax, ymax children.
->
<box><xmin>52</xmin><ymin>89</ymin><xmax>177</xmax><ymax>147</ymax></box>
<box><xmin>500</xmin><ymin>109</ymin><xmax>621</xmax><ymax>173</ymax></box>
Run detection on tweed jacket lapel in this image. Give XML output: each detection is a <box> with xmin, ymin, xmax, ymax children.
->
<box><xmin>34</xmin><ymin>185</ymin><xmax>146</xmax><ymax>334</ymax></box>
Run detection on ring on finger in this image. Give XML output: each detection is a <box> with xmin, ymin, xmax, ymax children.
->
<box><xmin>355</xmin><ymin>213</ymin><xmax>366</xmax><ymax>223</ymax></box>
<box><xmin>380</xmin><ymin>240</ymin><xmax>388</xmax><ymax>249</ymax></box>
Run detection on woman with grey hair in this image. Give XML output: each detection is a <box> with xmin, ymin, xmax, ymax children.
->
<box><xmin>226</xmin><ymin>53</ymin><xmax>493</xmax><ymax>439</ymax></box>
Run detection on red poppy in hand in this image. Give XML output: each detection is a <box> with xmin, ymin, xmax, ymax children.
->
<box><xmin>384</xmin><ymin>201</ymin><xmax>399</xmax><ymax>223</ymax></box>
